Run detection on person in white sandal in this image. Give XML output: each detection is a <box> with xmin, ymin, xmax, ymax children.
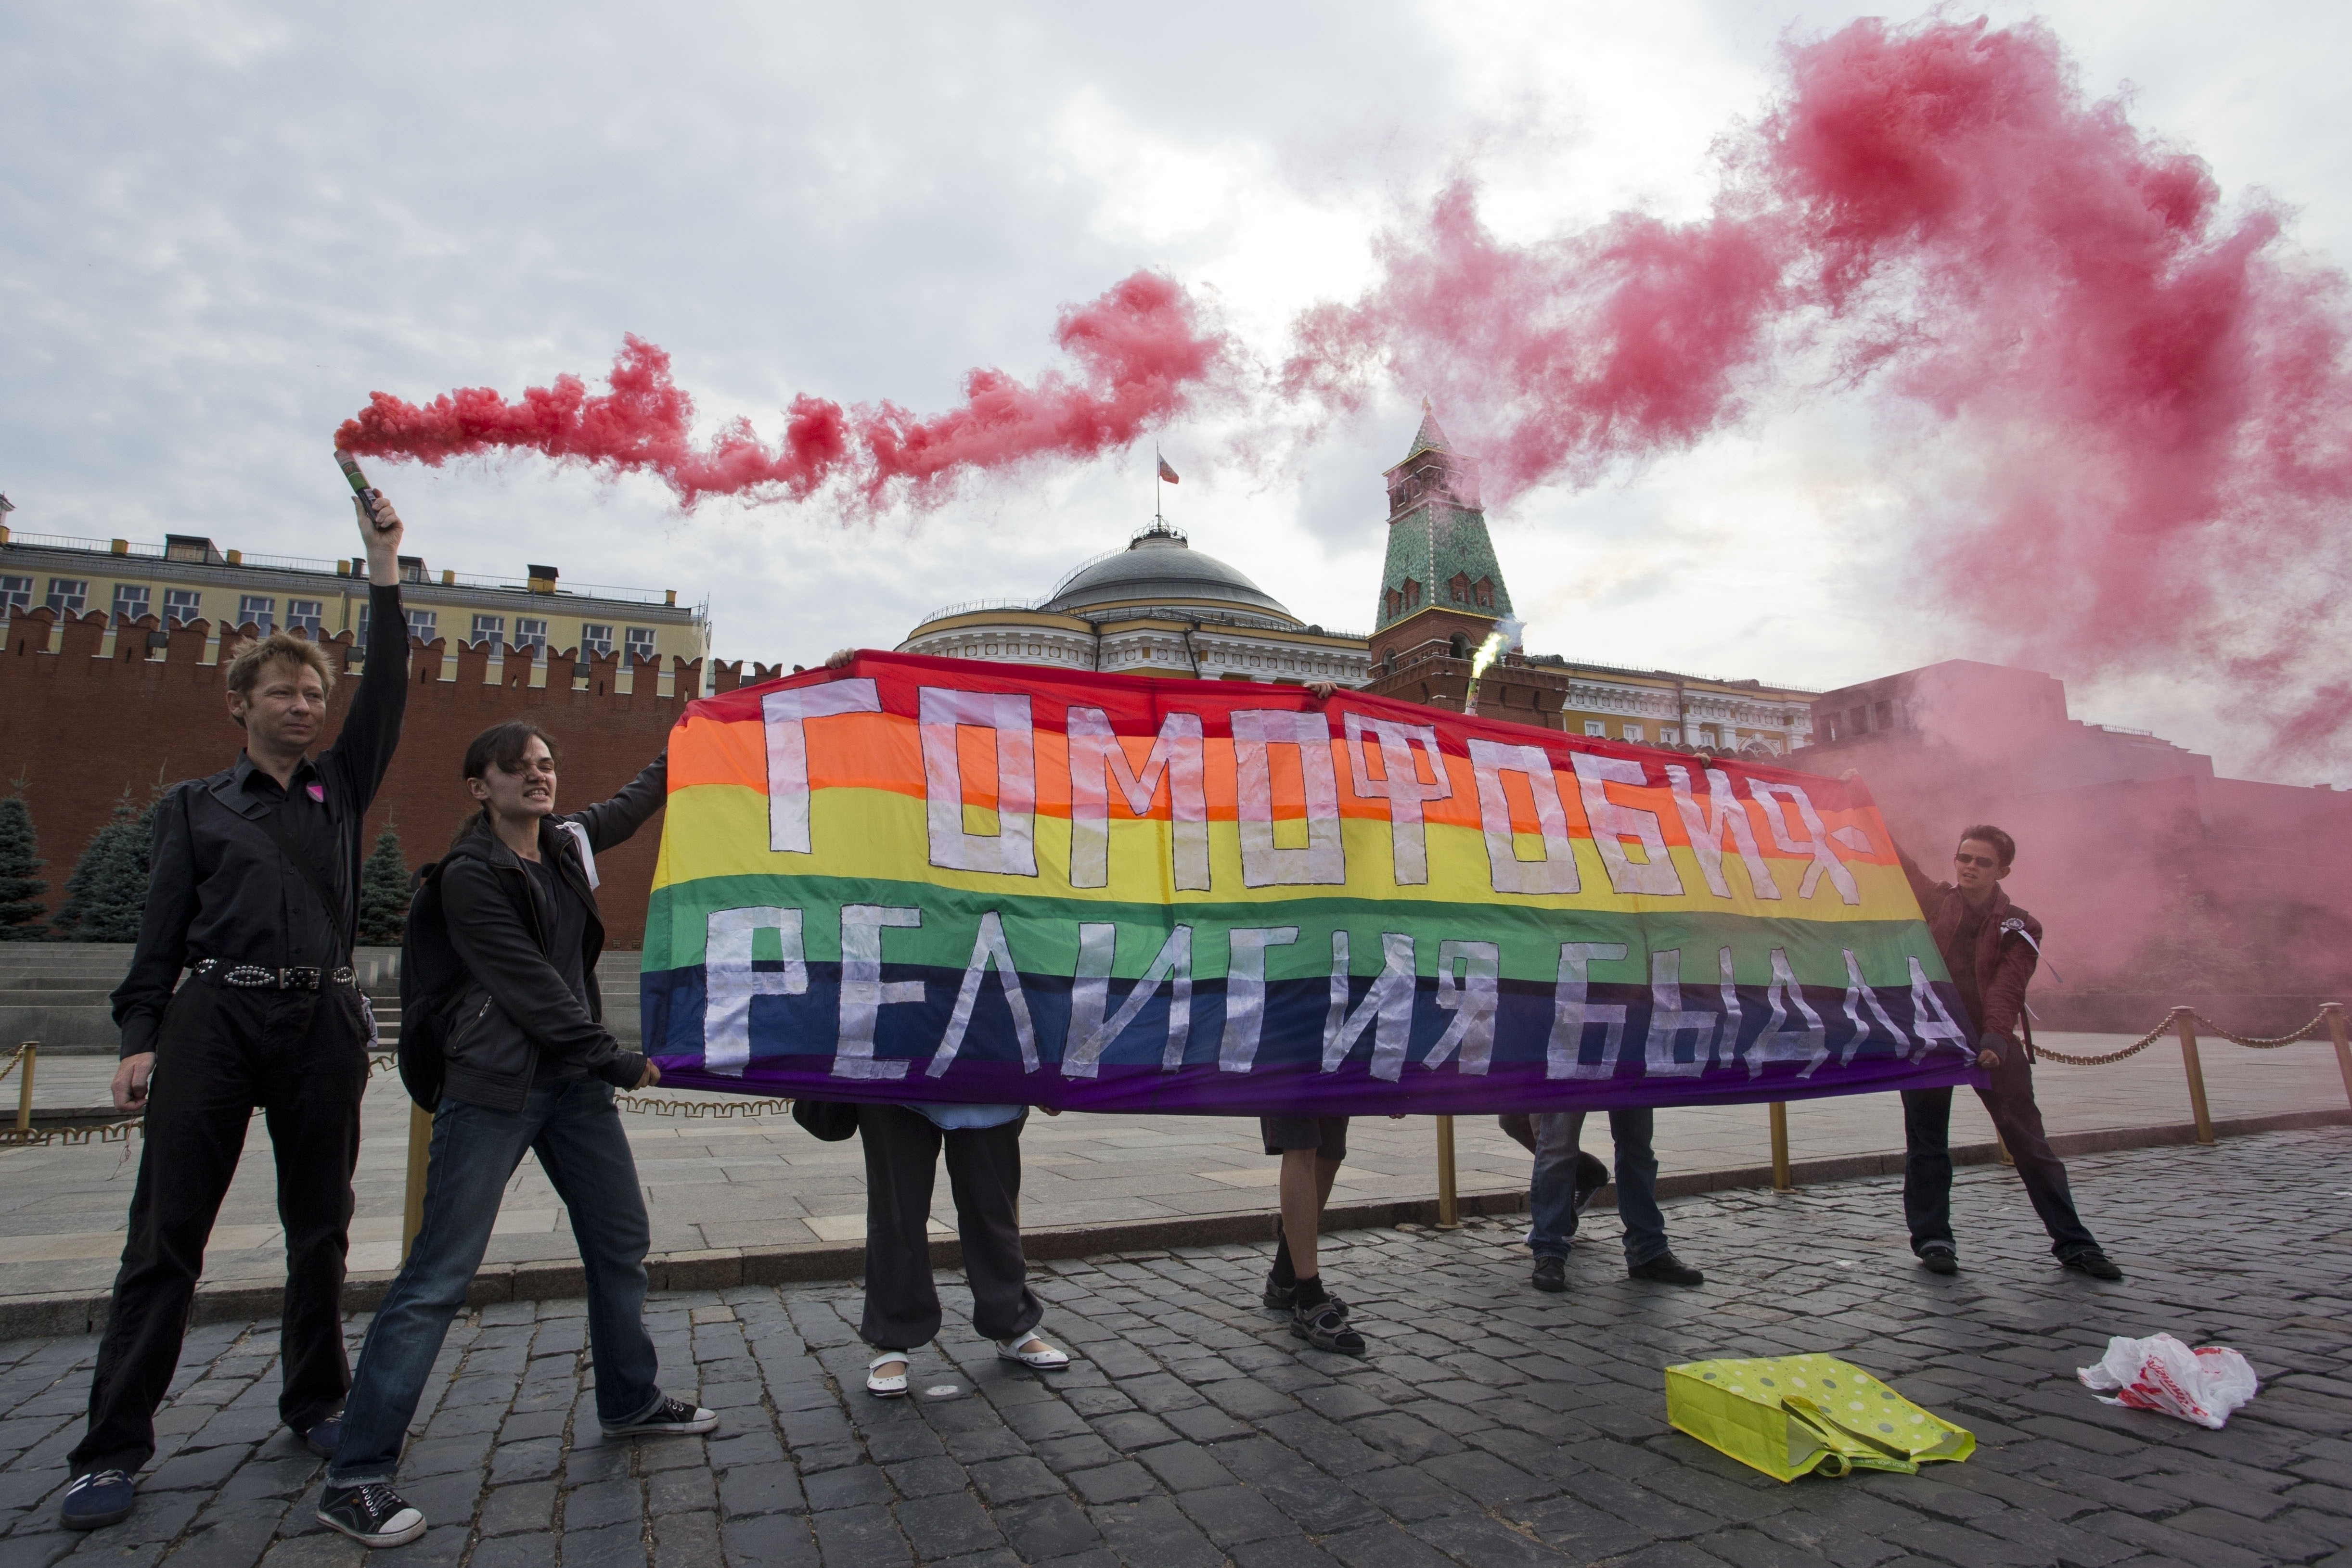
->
<box><xmin>855</xmin><ymin>1102</ymin><xmax>1068</xmax><ymax>1396</ymax></box>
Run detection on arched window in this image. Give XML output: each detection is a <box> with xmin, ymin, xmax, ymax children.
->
<box><xmin>1381</xmin><ymin>647</ymin><xmax>1396</xmax><ymax>674</ymax></box>
<box><xmin>1449</xmin><ymin>633</ymin><xmax>1468</xmax><ymax>660</ymax></box>
<box><xmin>1401</xmin><ymin>579</ymin><xmax>1422</xmax><ymax>610</ymax></box>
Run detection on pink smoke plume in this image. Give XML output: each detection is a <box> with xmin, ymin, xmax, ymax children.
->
<box><xmin>1288</xmin><ymin>17</ymin><xmax>2352</xmax><ymax>761</ymax></box>
<box><xmin>334</xmin><ymin>270</ymin><xmax>1227</xmax><ymax>510</ymax></box>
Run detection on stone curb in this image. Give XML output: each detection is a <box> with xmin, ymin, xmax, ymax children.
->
<box><xmin>3</xmin><ymin>1107</ymin><xmax>2342</xmax><ymax>1341</ymax></box>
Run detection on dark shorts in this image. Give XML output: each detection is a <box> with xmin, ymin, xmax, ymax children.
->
<box><xmin>1260</xmin><ymin>1116</ymin><xmax>1348</xmax><ymax>1162</ymax></box>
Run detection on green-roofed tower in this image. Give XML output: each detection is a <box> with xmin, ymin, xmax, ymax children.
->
<box><xmin>1372</xmin><ymin>403</ymin><xmax>1513</xmax><ymax>638</ymax></box>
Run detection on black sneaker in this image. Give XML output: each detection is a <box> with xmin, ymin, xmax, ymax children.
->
<box><xmin>1919</xmin><ymin>1245</ymin><xmax>1959</xmax><ymax>1275</ymax></box>
<box><xmin>1628</xmin><ymin>1251</ymin><xmax>1705</xmax><ymax>1287</ymax></box>
<box><xmin>1531</xmin><ymin>1256</ymin><xmax>1567</xmax><ymax>1293</ymax></box>
<box><xmin>601</xmin><ymin>1396</ymin><xmax>719</xmax><ymax>1439</ymax></box>
<box><xmin>2063</xmin><ymin>1248</ymin><xmax>2123</xmax><ymax>1281</ymax></box>
<box><xmin>1291</xmin><ymin>1300</ymin><xmax>1366</xmax><ymax>1356</ymax></box>
<box><xmin>60</xmin><ymin>1469</ymin><xmax>135</xmax><ymax>1531</ymax></box>
<box><xmin>317</xmin><ymin>1482</ymin><xmax>426</xmax><ymax>1549</ymax></box>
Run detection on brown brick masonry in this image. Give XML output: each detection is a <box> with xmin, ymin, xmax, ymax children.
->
<box><xmin>0</xmin><ymin>607</ymin><xmax>787</xmax><ymax>948</ymax></box>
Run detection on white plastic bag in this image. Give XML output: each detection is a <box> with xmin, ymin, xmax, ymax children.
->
<box><xmin>2077</xmin><ymin>1334</ymin><xmax>2258</xmax><ymax>1430</ymax></box>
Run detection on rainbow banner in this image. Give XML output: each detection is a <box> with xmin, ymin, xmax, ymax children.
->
<box><xmin>642</xmin><ymin>653</ymin><xmax>1978</xmax><ymax>1114</ymax></box>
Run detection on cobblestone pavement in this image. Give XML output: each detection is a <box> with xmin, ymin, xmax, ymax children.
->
<box><xmin>4</xmin><ymin>1034</ymin><xmax>2341</xmax><ymax>1301</ymax></box>
<box><xmin>0</xmin><ymin>1129</ymin><xmax>2347</xmax><ymax>1568</ymax></box>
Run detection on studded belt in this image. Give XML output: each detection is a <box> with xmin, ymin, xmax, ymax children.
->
<box><xmin>191</xmin><ymin>960</ymin><xmax>357</xmax><ymax>992</ymax></box>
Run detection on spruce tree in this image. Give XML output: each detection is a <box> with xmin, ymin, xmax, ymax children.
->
<box><xmin>0</xmin><ymin>778</ymin><xmax>46</xmax><ymax>940</ymax></box>
<box><xmin>358</xmin><ymin>823</ymin><xmax>410</xmax><ymax>945</ymax></box>
<box><xmin>51</xmin><ymin>787</ymin><xmax>165</xmax><ymax>943</ymax></box>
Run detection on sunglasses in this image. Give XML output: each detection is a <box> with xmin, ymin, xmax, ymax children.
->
<box><xmin>1953</xmin><ymin>853</ymin><xmax>2000</xmax><ymax>869</ymax></box>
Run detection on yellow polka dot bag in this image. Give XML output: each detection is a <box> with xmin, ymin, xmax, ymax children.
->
<box><xmin>1664</xmin><ymin>1355</ymin><xmax>1975</xmax><ymax>1482</ymax></box>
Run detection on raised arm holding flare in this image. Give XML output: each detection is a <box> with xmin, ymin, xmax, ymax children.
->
<box><xmin>65</xmin><ymin>490</ymin><xmax>411</xmax><ymax>1534</ymax></box>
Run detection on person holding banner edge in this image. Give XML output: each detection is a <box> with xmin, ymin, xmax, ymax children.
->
<box><xmin>1861</xmin><ymin>794</ymin><xmax>2122</xmax><ymax>1282</ymax></box>
<box><xmin>62</xmin><ymin>490</ymin><xmax>411</xmax><ymax>1533</ymax></box>
<box><xmin>796</xmin><ymin>651</ymin><xmax>1075</xmax><ymax>1397</ymax></box>
<box><xmin>315</xmin><ymin>723</ymin><xmax>713</xmax><ymax>1550</ymax></box>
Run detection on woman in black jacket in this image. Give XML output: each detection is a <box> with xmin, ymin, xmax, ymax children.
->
<box><xmin>317</xmin><ymin>721</ymin><xmax>715</xmax><ymax>1549</ymax></box>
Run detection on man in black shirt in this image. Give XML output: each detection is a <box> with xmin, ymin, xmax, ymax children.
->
<box><xmin>63</xmin><ymin>491</ymin><xmax>411</xmax><ymax>1532</ymax></box>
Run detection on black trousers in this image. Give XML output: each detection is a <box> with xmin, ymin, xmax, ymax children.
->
<box><xmin>1902</xmin><ymin>1050</ymin><xmax>2098</xmax><ymax>1260</ymax></box>
<box><xmin>856</xmin><ymin>1105</ymin><xmax>1042</xmax><ymax>1352</ymax></box>
<box><xmin>72</xmin><ymin>981</ymin><xmax>370</xmax><ymax>1475</ymax></box>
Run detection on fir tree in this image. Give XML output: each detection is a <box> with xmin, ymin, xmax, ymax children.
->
<box><xmin>51</xmin><ymin>787</ymin><xmax>164</xmax><ymax>943</ymax></box>
<box><xmin>358</xmin><ymin>823</ymin><xmax>410</xmax><ymax>945</ymax></box>
<box><xmin>0</xmin><ymin>777</ymin><xmax>46</xmax><ymax>940</ymax></box>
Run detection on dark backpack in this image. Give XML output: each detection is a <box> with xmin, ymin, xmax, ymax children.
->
<box><xmin>397</xmin><ymin>859</ymin><xmax>467</xmax><ymax>1110</ymax></box>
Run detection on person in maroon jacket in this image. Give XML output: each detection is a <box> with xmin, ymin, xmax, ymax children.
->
<box><xmin>1894</xmin><ymin>822</ymin><xmax>2122</xmax><ymax>1280</ymax></box>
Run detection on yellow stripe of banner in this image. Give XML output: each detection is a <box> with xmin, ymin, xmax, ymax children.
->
<box><xmin>655</xmin><ymin>781</ymin><xmax>1912</xmax><ymax>922</ymax></box>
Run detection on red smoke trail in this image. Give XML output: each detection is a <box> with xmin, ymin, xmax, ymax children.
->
<box><xmin>334</xmin><ymin>270</ymin><xmax>1227</xmax><ymax>510</ymax></box>
<box><xmin>854</xmin><ymin>271</ymin><xmax>1228</xmax><ymax>505</ymax></box>
<box><xmin>1287</xmin><ymin>17</ymin><xmax>2352</xmax><ymax>763</ymax></box>
<box><xmin>336</xmin><ymin>336</ymin><xmax>852</xmax><ymax>508</ymax></box>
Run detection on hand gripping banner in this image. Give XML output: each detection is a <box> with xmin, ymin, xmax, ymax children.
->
<box><xmin>642</xmin><ymin>652</ymin><xmax>1978</xmax><ymax>1114</ymax></box>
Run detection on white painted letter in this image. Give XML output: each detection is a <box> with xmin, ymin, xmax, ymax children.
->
<box><xmin>1468</xmin><ymin>739</ymin><xmax>1579</xmax><ymax>895</ymax></box>
<box><xmin>1643</xmin><ymin>948</ymin><xmax>1718</xmax><ymax>1078</ymax></box>
<box><xmin>1547</xmin><ymin>942</ymin><xmax>1629</xmax><ymax>1080</ymax></box>
<box><xmin>919</xmin><ymin>688</ymin><xmax>1037</xmax><ymax>877</ymax></box>
<box><xmin>1342</xmin><ymin>713</ymin><xmax>1452</xmax><ymax>885</ymax></box>
<box><xmin>1064</xmin><ymin>925</ymin><xmax>1193</xmax><ymax>1078</ymax></box>
<box><xmin>1426</xmin><ymin>940</ymin><xmax>1500</xmax><ymax>1074</ymax></box>
<box><xmin>926</xmin><ymin>911</ymin><xmax>1038</xmax><ymax>1077</ymax></box>
<box><xmin>1321</xmin><ymin>931</ymin><xmax>1416</xmax><ymax>1079</ymax></box>
<box><xmin>702</xmin><ymin>907</ymin><xmax>806</xmax><ymax>1076</ymax></box>
<box><xmin>1067</xmin><ymin>707</ymin><xmax>1208</xmax><ymax>891</ymax></box>
<box><xmin>1217</xmin><ymin>927</ymin><xmax>1298</xmax><ymax>1072</ymax></box>
<box><xmin>1233</xmin><ymin>710</ymin><xmax>1346</xmax><ymax>887</ymax></box>
<box><xmin>1750</xmin><ymin>780</ymin><xmax>1860</xmax><ymax>905</ymax></box>
<box><xmin>763</xmin><ymin>680</ymin><xmax>880</xmax><ymax>854</ymax></box>
<box><xmin>836</xmin><ymin>905</ymin><xmax>923</xmax><ymax>1080</ymax></box>
<box><xmin>1665</xmin><ymin>764</ymin><xmax>1780</xmax><ymax>900</ymax></box>
<box><xmin>1570</xmin><ymin>753</ymin><xmax>1684</xmax><ymax>896</ymax></box>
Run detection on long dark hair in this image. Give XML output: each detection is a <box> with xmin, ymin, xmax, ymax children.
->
<box><xmin>449</xmin><ymin>721</ymin><xmax>561</xmax><ymax>850</ymax></box>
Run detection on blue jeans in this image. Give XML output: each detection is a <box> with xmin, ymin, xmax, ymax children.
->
<box><xmin>329</xmin><ymin>1078</ymin><xmax>664</xmax><ymax>1485</ymax></box>
<box><xmin>1529</xmin><ymin>1109</ymin><xmax>1669</xmax><ymax>1266</ymax></box>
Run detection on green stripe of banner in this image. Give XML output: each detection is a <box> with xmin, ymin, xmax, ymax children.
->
<box><xmin>643</xmin><ymin>874</ymin><xmax>1946</xmax><ymax>989</ymax></box>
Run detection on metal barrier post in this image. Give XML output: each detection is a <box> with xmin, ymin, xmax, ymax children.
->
<box><xmin>2173</xmin><ymin>1010</ymin><xmax>2215</xmax><ymax>1147</ymax></box>
<box><xmin>400</xmin><ymin>1105</ymin><xmax>433</xmax><ymax>1262</ymax></box>
<box><xmin>15</xmin><ymin>1043</ymin><xmax>34</xmax><ymax>1133</ymax></box>
<box><xmin>1434</xmin><ymin>1115</ymin><xmax>1460</xmax><ymax>1229</ymax></box>
<box><xmin>2325</xmin><ymin>1004</ymin><xmax>2352</xmax><ymax>1112</ymax></box>
<box><xmin>1769</xmin><ymin>1102</ymin><xmax>1792</xmax><ymax>1192</ymax></box>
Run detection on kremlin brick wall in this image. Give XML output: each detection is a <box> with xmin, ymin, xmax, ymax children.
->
<box><xmin>0</xmin><ymin>608</ymin><xmax>784</xmax><ymax>949</ymax></box>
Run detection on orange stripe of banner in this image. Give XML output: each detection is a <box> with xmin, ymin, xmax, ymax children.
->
<box><xmin>666</xmin><ymin>711</ymin><xmax>1890</xmax><ymax>864</ymax></box>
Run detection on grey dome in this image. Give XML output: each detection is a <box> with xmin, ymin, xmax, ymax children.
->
<box><xmin>1042</xmin><ymin>526</ymin><xmax>1298</xmax><ymax>621</ymax></box>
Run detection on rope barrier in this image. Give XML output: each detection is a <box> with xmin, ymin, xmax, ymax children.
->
<box><xmin>2031</xmin><ymin>1013</ymin><xmax>2183</xmax><ymax>1067</ymax></box>
<box><xmin>2187</xmin><ymin>1012</ymin><xmax>2329</xmax><ymax>1050</ymax></box>
<box><xmin>616</xmin><ymin>1094</ymin><xmax>795</xmax><ymax>1119</ymax></box>
<box><xmin>2031</xmin><ymin>1006</ymin><xmax>2337</xmax><ymax>1064</ymax></box>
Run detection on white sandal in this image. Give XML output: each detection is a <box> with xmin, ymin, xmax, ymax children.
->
<box><xmin>865</xmin><ymin>1351</ymin><xmax>910</xmax><ymax>1398</ymax></box>
<box><xmin>996</xmin><ymin>1333</ymin><xmax>1070</xmax><ymax>1370</ymax></box>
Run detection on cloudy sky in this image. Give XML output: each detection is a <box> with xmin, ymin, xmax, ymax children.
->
<box><xmin>5</xmin><ymin>1</ymin><xmax>2345</xmax><ymax>779</ymax></box>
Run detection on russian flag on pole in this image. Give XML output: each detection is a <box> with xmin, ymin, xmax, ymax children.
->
<box><xmin>640</xmin><ymin>653</ymin><xmax>1977</xmax><ymax>1115</ymax></box>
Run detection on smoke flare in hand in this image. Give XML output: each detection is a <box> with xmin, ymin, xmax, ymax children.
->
<box><xmin>1287</xmin><ymin>17</ymin><xmax>2352</xmax><ymax>762</ymax></box>
<box><xmin>334</xmin><ymin>271</ymin><xmax>1227</xmax><ymax>511</ymax></box>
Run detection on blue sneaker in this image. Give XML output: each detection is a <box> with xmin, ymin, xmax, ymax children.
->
<box><xmin>61</xmin><ymin>1469</ymin><xmax>135</xmax><ymax>1530</ymax></box>
<box><xmin>303</xmin><ymin>1417</ymin><xmax>342</xmax><ymax>1459</ymax></box>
